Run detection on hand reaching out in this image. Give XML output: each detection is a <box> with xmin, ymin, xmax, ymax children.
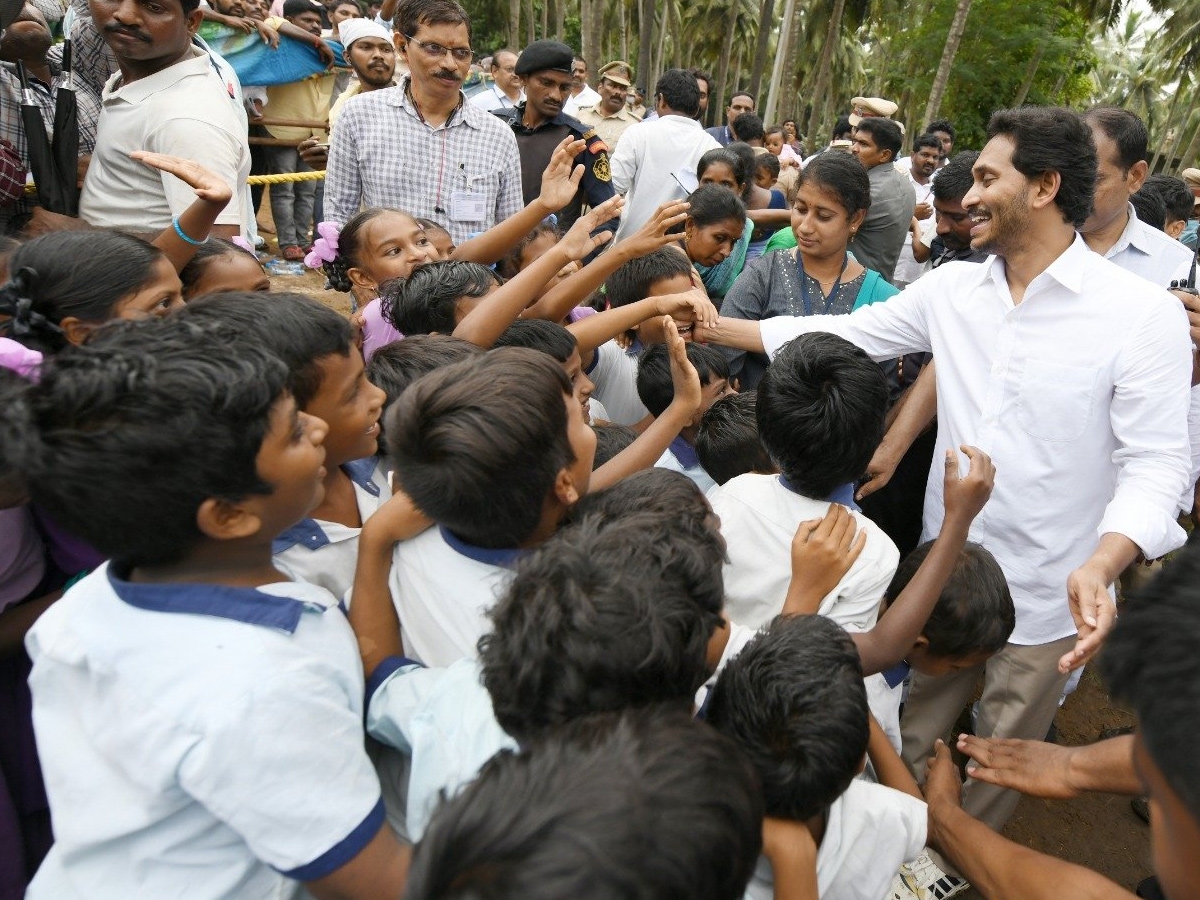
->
<box><xmin>663</xmin><ymin>316</ymin><xmax>702</xmax><ymax>416</ymax></box>
<box><xmin>538</xmin><ymin>137</ymin><xmax>587</xmax><ymax>213</ymax></box>
<box><xmin>924</xmin><ymin>739</ymin><xmax>965</xmax><ymax>814</ymax></box>
<box><xmin>130</xmin><ymin>151</ymin><xmax>233</xmax><ymax>206</ymax></box>
<box><xmin>1060</xmin><ymin>563</ymin><xmax>1117</xmax><ymax>672</ymax></box>
<box><xmin>789</xmin><ymin>505</ymin><xmax>866</xmax><ymax>600</ymax></box>
<box><xmin>856</xmin><ymin>441</ymin><xmax>901</xmax><ymax>501</ymax></box>
<box><xmin>620</xmin><ymin>199</ymin><xmax>690</xmax><ymax>258</ymax></box>
<box><xmin>652</xmin><ymin>288</ymin><xmax>719</xmax><ymax>334</ymax></box>
<box><xmin>956</xmin><ymin>735</ymin><xmax>1082</xmax><ymax>799</ymax></box>
<box><xmin>941</xmin><ymin>445</ymin><xmax>994</xmax><ymax>526</ymax></box>
<box><xmin>557</xmin><ymin>194</ymin><xmax>623</xmax><ymax>260</ymax></box>
<box><xmin>256</xmin><ymin>19</ymin><xmax>280</xmax><ymax>47</ymax></box>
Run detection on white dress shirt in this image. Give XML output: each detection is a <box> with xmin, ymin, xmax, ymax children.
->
<box><xmin>759</xmin><ymin>236</ymin><xmax>1192</xmax><ymax>645</ymax></box>
<box><xmin>563</xmin><ymin>83</ymin><xmax>600</xmax><ymax>116</ymax></box>
<box><xmin>467</xmin><ymin>82</ymin><xmax>523</xmax><ymax>112</ymax></box>
<box><xmin>610</xmin><ymin>114</ymin><xmax>721</xmax><ymax>241</ymax></box>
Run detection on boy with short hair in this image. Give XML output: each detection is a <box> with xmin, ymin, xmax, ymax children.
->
<box><xmin>695</xmin><ymin>391</ymin><xmax>777</xmax><ymax>486</ymax></box>
<box><xmin>10</xmin><ymin>320</ymin><xmax>406</xmax><ymax>900</ymax></box>
<box><xmin>380</xmin><ymin>261</ymin><xmax>500</xmax><ymax>336</ymax></box>
<box><xmin>636</xmin><ymin>341</ymin><xmax>736</xmax><ymax>492</ymax></box>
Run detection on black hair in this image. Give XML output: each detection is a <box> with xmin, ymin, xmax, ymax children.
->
<box><xmin>492</xmin><ymin>317</ymin><xmax>577</xmax><ymax>362</ymax></box>
<box><xmin>931</xmin><ymin>150</ymin><xmax>979</xmax><ymax>204</ymax></box>
<box><xmin>696</xmin><ymin>392</ymin><xmax>774</xmax><ymax>486</ymax></box>
<box><xmin>923</xmin><ymin>119</ymin><xmax>955</xmax><ymax>140</ymax></box>
<box><xmin>479</xmin><ymin>510</ymin><xmax>726</xmax><ymax>741</ymax></box>
<box><xmin>1143</xmin><ymin>174</ymin><xmax>1195</xmax><ymax>224</ymax></box>
<box><xmin>179</xmin><ymin>238</ymin><xmax>265</xmax><ymax>299</ymax></box>
<box><xmin>320</xmin><ymin>207</ymin><xmax>401</xmax><ymax>292</ymax></box>
<box><xmin>0</xmin><ymin>231</ymin><xmax>165</xmax><ymax>353</ymax></box>
<box><xmin>394</xmin><ymin>0</ymin><xmax>470</xmax><ymax>38</ymax></box>
<box><xmin>799</xmin><ymin>151</ymin><xmax>872</xmax><ymax>218</ymax></box>
<box><xmin>854</xmin><ymin>117</ymin><xmax>903</xmax><ymax>161</ymax></box>
<box><xmin>831</xmin><ymin>115</ymin><xmax>853</xmax><ymax>141</ymax></box>
<box><xmin>380</xmin><ymin>260</ymin><xmax>497</xmax><ymax>335</ymax></box>
<box><xmin>636</xmin><ymin>342</ymin><xmax>729</xmax><ymax>418</ymax></box>
<box><xmin>756</xmin><ymin>333</ymin><xmax>887</xmax><ymax>498</ymax></box>
<box><xmin>603</xmin><ymin>247</ymin><xmax>694</xmax><ymax>310</ymax></box>
<box><xmin>698</xmin><ymin>147</ymin><xmax>750</xmax><ymax>191</ymax></box>
<box><xmin>730</xmin><ymin>113</ymin><xmax>765</xmax><ymax>144</ymax></box>
<box><xmin>405</xmin><ymin>709</ymin><xmax>763</xmax><ymax>900</ymax></box>
<box><xmin>686</xmin><ymin>183</ymin><xmax>747</xmax><ymax>228</ymax></box>
<box><xmin>0</xmin><ymin>317</ymin><xmax>287</xmax><ymax>568</ymax></box>
<box><xmin>686</xmin><ymin>66</ymin><xmax>712</xmax><ymax>91</ymax></box>
<box><xmin>888</xmin><ymin>541</ymin><xmax>1015</xmax><ymax>659</ymax></box>
<box><xmin>764</xmin><ymin>124</ymin><xmax>784</xmax><ymax>138</ymax></box>
<box><xmin>282</xmin><ymin>0</ymin><xmax>319</xmax><ymax>17</ymax></box>
<box><xmin>496</xmin><ymin>222</ymin><xmax>560</xmax><ymax>279</ymax></box>
<box><xmin>414</xmin><ymin>217</ymin><xmax>452</xmax><ymax>242</ymax></box>
<box><xmin>1130</xmin><ymin>188</ymin><xmax>1167</xmax><ymax>232</ymax></box>
<box><xmin>365</xmin><ymin>334</ymin><xmax>482</xmax><ymax>409</ymax></box>
<box><xmin>178</xmin><ymin>292</ymin><xmax>353</xmax><ymax>408</ymax></box>
<box><xmin>986</xmin><ymin>106</ymin><xmax>1097</xmax><ymax>228</ymax></box>
<box><xmin>179</xmin><ymin>0</ymin><xmax>201</xmax><ymax>12</ymax></box>
<box><xmin>1084</xmin><ymin>105</ymin><xmax>1147</xmax><ymax>171</ymax></box>
<box><xmin>912</xmin><ymin>133</ymin><xmax>943</xmax><ymax>155</ymax></box>
<box><xmin>654</xmin><ymin>68</ymin><xmax>701</xmax><ymax>117</ymax></box>
<box><xmin>708</xmin><ymin>614</ymin><xmax>868</xmax><ymax>820</ymax></box>
<box><xmin>386</xmin><ymin>348</ymin><xmax>575</xmax><ymax>547</ymax></box>
<box><xmin>756</xmin><ymin>152</ymin><xmax>781</xmax><ymax>181</ymax></box>
<box><xmin>729</xmin><ymin>90</ymin><xmax>755</xmax><ymax>106</ymax></box>
<box><xmin>1102</xmin><ymin>538</ymin><xmax>1200</xmax><ymax>825</ymax></box>
<box><xmin>590</xmin><ymin>423</ymin><xmax>637</xmax><ymax>468</ymax></box>
<box><xmin>569</xmin><ymin>467</ymin><xmax>714</xmax><ymax>529</ymax></box>
<box><xmin>725</xmin><ymin>143</ymin><xmax>758</xmax><ymax>202</ymax></box>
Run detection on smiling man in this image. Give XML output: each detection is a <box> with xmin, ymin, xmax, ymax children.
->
<box><xmin>324</xmin><ymin>0</ymin><xmax>521</xmax><ymax>243</ymax></box>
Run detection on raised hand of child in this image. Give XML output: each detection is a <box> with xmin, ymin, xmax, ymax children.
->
<box><xmin>784</xmin><ymin>505</ymin><xmax>865</xmax><ymax>615</ymax></box>
<box><xmin>537</xmin><ymin>137</ymin><xmax>587</xmax><ymax>214</ymax></box>
<box><xmin>558</xmin><ymin>194</ymin><xmax>624</xmax><ymax>261</ymax></box>
<box><xmin>941</xmin><ymin>445</ymin><xmax>994</xmax><ymax>527</ymax></box>
<box><xmin>363</xmin><ymin>487</ymin><xmax>433</xmax><ymax>547</ymax></box>
<box><xmin>620</xmin><ymin>199</ymin><xmax>690</xmax><ymax>258</ymax></box>
<box><xmin>131</xmin><ymin>152</ymin><xmax>233</xmax><ymax>207</ymax></box>
<box><xmin>651</xmin><ymin>288</ymin><xmax>718</xmax><ymax>334</ymax></box>
<box><xmin>664</xmin><ymin>317</ymin><xmax>702</xmax><ymax>417</ymax></box>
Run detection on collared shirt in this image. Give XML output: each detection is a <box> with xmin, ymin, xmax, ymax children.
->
<box><xmin>0</xmin><ymin>56</ymin><xmax>101</xmax><ymax>174</ymax></box>
<box><xmin>273</xmin><ymin>457</ymin><xmax>390</xmax><ymax>601</ymax></box>
<box><xmin>25</xmin><ymin>563</ymin><xmax>383</xmax><ymax>900</ymax></box>
<box><xmin>80</xmin><ymin>47</ymin><xmax>250</xmax><ymax>232</ymax></box>
<box><xmin>562</xmin><ymin>83</ymin><xmax>600</xmax><ymax>116</ymax></box>
<box><xmin>849</xmin><ymin>162</ymin><xmax>916</xmax><ymax>284</ymax></box>
<box><xmin>759</xmin><ymin>236</ymin><xmax>1193</xmax><ymax>644</ymax></box>
<box><xmin>466</xmin><ymin>81</ymin><xmax>522</xmax><ymax>112</ymax></box>
<box><xmin>584</xmin><ymin>338</ymin><xmax>650</xmax><ymax>426</ymax></box>
<box><xmin>325</xmin><ymin>76</ymin><xmax>523</xmax><ymax>244</ymax></box>
<box><xmin>654</xmin><ymin>435</ymin><xmax>717</xmax><ymax>494</ymax></box>
<box><xmin>329</xmin><ymin>78</ymin><xmax>395</xmax><ymax>130</ymax></box>
<box><xmin>704</xmin><ymin>123</ymin><xmax>732</xmax><ymax>146</ymax></box>
<box><xmin>573</xmin><ymin>102</ymin><xmax>641</xmax><ymax>150</ymax></box>
<box><xmin>610</xmin><ymin>113</ymin><xmax>721</xmax><ymax>241</ymax></box>
<box><xmin>1101</xmin><ymin>202</ymin><xmax>1193</xmax><ymax>285</ymax></box>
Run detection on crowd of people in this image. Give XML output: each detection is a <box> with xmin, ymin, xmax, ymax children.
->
<box><xmin>1</xmin><ymin>0</ymin><xmax>1200</xmax><ymax>899</ymax></box>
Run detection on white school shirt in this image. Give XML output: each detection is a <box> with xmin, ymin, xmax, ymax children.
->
<box><xmin>610</xmin><ymin>114</ymin><xmax>721</xmax><ymax>242</ymax></box>
<box><xmin>273</xmin><ymin>457</ymin><xmax>391</xmax><ymax>601</ymax></box>
<box><xmin>586</xmin><ymin>339</ymin><xmax>651</xmax><ymax>425</ymax></box>
<box><xmin>384</xmin><ymin>525</ymin><xmax>520</xmax><ymax>666</ymax></box>
<box><xmin>25</xmin><ymin>564</ymin><xmax>383</xmax><ymax>900</ymax></box>
<box><xmin>743</xmin><ymin>779</ymin><xmax>927</xmax><ymax>900</ymax></box>
<box><xmin>655</xmin><ymin>435</ymin><xmax>718</xmax><ymax>494</ymax></box>
<box><xmin>709</xmin><ymin>473</ymin><xmax>899</xmax><ymax>635</ymax></box>
<box><xmin>759</xmin><ymin>235</ymin><xmax>1193</xmax><ymax>644</ymax></box>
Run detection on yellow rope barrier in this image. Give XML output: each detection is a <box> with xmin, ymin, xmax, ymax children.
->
<box><xmin>24</xmin><ymin>169</ymin><xmax>327</xmax><ymax>194</ymax></box>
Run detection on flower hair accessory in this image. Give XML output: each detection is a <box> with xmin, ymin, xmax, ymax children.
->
<box><xmin>230</xmin><ymin>236</ymin><xmax>256</xmax><ymax>255</ymax></box>
<box><xmin>304</xmin><ymin>221</ymin><xmax>341</xmax><ymax>269</ymax></box>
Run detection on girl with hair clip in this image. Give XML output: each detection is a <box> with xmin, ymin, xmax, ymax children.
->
<box><xmin>0</xmin><ymin>153</ymin><xmax>233</xmax><ymax>354</ymax></box>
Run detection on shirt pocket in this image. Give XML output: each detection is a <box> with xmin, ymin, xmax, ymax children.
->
<box><xmin>1016</xmin><ymin>358</ymin><xmax>1100</xmax><ymax>442</ymax></box>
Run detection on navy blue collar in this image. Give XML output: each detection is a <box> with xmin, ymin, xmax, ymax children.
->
<box><xmin>668</xmin><ymin>435</ymin><xmax>700</xmax><ymax>470</ymax></box>
<box><xmin>273</xmin><ymin>459</ymin><xmax>382</xmax><ymax>553</ymax></box>
<box><xmin>439</xmin><ymin>526</ymin><xmax>524</xmax><ymax>568</ymax></box>
<box><xmin>108</xmin><ymin>566</ymin><xmax>321</xmax><ymax>633</ymax></box>
<box><xmin>777</xmin><ymin>475</ymin><xmax>860</xmax><ymax>511</ymax></box>
<box><xmin>882</xmin><ymin>660</ymin><xmax>911</xmax><ymax>689</ymax></box>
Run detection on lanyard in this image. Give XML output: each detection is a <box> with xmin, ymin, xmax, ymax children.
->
<box><xmin>407</xmin><ymin>80</ymin><xmax>460</xmax><ymax>214</ymax></box>
<box><xmin>798</xmin><ymin>253</ymin><xmax>849</xmax><ymax>316</ymax></box>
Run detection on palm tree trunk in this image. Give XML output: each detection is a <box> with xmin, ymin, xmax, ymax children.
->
<box><xmin>922</xmin><ymin>0</ymin><xmax>973</xmax><ymax>126</ymax></box>
<box><xmin>508</xmin><ymin>0</ymin><xmax>521</xmax><ymax>49</ymax></box>
<box><xmin>764</xmin><ymin>0</ymin><xmax>797</xmax><ymax>123</ymax></box>
<box><xmin>637</xmin><ymin>0</ymin><xmax>654</xmax><ymax>96</ymax></box>
<box><xmin>713</xmin><ymin>0</ymin><xmax>739</xmax><ymax>127</ymax></box>
<box><xmin>549</xmin><ymin>0</ymin><xmax>562</xmax><ymax>39</ymax></box>
<box><xmin>748</xmin><ymin>0</ymin><xmax>775</xmax><ymax>100</ymax></box>
<box><xmin>1012</xmin><ymin>39</ymin><xmax>1045</xmax><ymax>107</ymax></box>
<box><xmin>524</xmin><ymin>0</ymin><xmax>535</xmax><ymax>44</ymax></box>
<box><xmin>653</xmin><ymin>2</ymin><xmax>669</xmax><ymax>88</ymax></box>
<box><xmin>620</xmin><ymin>0</ymin><xmax>628</xmax><ymax>62</ymax></box>
<box><xmin>1171</xmin><ymin>94</ymin><xmax>1200</xmax><ymax>170</ymax></box>
<box><xmin>804</xmin><ymin>0</ymin><xmax>846</xmax><ymax>145</ymax></box>
<box><xmin>1151</xmin><ymin>81</ymin><xmax>1186</xmax><ymax>173</ymax></box>
<box><xmin>539</xmin><ymin>0</ymin><xmax>547</xmax><ymax>40</ymax></box>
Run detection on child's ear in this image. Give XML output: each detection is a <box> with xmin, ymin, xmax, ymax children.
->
<box><xmin>196</xmin><ymin>497</ymin><xmax>264</xmax><ymax>543</ymax></box>
<box><xmin>59</xmin><ymin>316</ymin><xmax>92</xmax><ymax>347</ymax></box>
<box><xmin>551</xmin><ymin>466</ymin><xmax>583</xmax><ymax>508</ymax></box>
<box><xmin>911</xmin><ymin>634</ymin><xmax>931</xmax><ymax>654</ymax></box>
<box><xmin>347</xmin><ymin>266</ymin><xmax>378</xmax><ymax>294</ymax></box>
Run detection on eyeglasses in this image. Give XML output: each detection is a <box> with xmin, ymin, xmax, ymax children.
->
<box><xmin>403</xmin><ymin>34</ymin><xmax>472</xmax><ymax>62</ymax></box>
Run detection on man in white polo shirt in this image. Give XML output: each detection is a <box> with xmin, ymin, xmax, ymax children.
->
<box><xmin>79</xmin><ymin>0</ymin><xmax>250</xmax><ymax>237</ymax></box>
<box><xmin>696</xmin><ymin>106</ymin><xmax>1193</xmax><ymax>900</ymax></box>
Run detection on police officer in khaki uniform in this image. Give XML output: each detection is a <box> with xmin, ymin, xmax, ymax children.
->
<box><xmin>492</xmin><ymin>40</ymin><xmax>616</xmax><ymax>237</ymax></box>
<box><xmin>574</xmin><ymin>62</ymin><xmax>642</xmax><ymax>152</ymax></box>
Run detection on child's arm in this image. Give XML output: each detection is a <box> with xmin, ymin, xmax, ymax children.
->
<box><xmin>590</xmin><ymin>317</ymin><xmax>700</xmax><ymax>490</ymax></box>
<box><xmin>131</xmin><ymin>152</ymin><xmax>233</xmax><ymax>274</ymax></box>
<box><xmin>868</xmin><ymin>713</ymin><xmax>923</xmax><ymax>799</ymax></box>
<box><xmin>305</xmin><ymin>831</ymin><xmax>412</xmax><ymax>900</ymax></box>
<box><xmin>852</xmin><ymin>446</ymin><xmax>995</xmax><ymax>676</ymax></box>
<box><xmin>761</xmin><ymin>818</ymin><xmax>820</xmax><ymax>900</ymax></box>
<box><xmin>273</xmin><ymin>20</ymin><xmax>335</xmax><ymax>65</ymax></box>
<box><xmin>857</xmin><ymin>360</ymin><xmax>937</xmax><ymax>501</ymax></box>
<box><xmin>782</xmin><ymin>505</ymin><xmax>867</xmax><ymax>616</ymax></box>
<box><xmin>523</xmin><ymin>200</ymin><xmax>691</xmax><ymax>323</ymax></box>
<box><xmin>452</xmin><ymin>195</ymin><xmax>623</xmax><ymax>349</ymax></box>
<box><xmin>347</xmin><ymin>491</ymin><xmax>432</xmax><ymax>679</ymax></box>
<box><xmin>453</xmin><ymin>137</ymin><xmax>589</xmax><ymax>265</ymax></box>
<box><xmin>567</xmin><ymin>289</ymin><xmax>718</xmax><ymax>355</ymax></box>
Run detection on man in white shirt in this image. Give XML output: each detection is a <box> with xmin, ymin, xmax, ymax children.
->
<box><xmin>609</xmin><ymin>68</ymin><xmax>720</xmax><ymax>241</ymax></box>
<box><xmin>893</xmin><ymin>133</ymin><xmax>942</xmax><ymax>287</ymax></box>
<box><xmin>561</xmin><ymin>55</ymin><xmax>599</xmax><ymax>115</ymax></box>
<box><xmin>466</xmin><ymin>47</ymin><xmax>522</xmax><ymax>111</ymax></box>
<box><xmin>696</xmin><ymin>105</ymin><xmax>1193</xmax><ymax>899</ymax></box>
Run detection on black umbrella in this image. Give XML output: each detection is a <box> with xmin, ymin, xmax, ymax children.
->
<box><xmin>51</xmin><ymin>11</ymin><xmax>78</xmax><ymax>216</ymax></box>
<box><xmin>15</xmin><ymin>20</ymin><xmax>79</xmax><ymax>218</ymax></box>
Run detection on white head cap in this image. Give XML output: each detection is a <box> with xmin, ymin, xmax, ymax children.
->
<box><xmin>338</xmin><ymin>17</ymin><xmax>392</xmax><ymax>49</ymax></box>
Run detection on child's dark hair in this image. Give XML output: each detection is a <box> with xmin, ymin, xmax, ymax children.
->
<box><xmin>497</xmin><ymin>222</ymin><xmax>560</xmax><ymax>279</ymax></box>
<box><xmin>799</xmin><ymin>152</ymin><xmax>872</xmax><ymax>217</ymax></box>
<box><xmin>591</xmin><ymin>423</ymin><xmax>637</xmax><ymax>468</ymax></box>
<box><xmin>687</xmin><ymin>184</ymin><xmax>746</xmax><ymax>229</ymax></box>
<box><xmin>179</xmin><ymin>238</ymin><xmax>264</xmax><ymax>298</ymax></box>
<box><xmin>0</xmin><ymin>318</ymin><xmax>287</xmax><ymax>568</ymax></box>
<box><xmin>415</xmin><ymin>217</ymin><xmax>452</xmax><ymax>244</ymax></box>
<box><xmin>365</xmin><ymin>334</ymin><xmax>482</xmax><ymax>409</ymax></box>
<box><xmin>0</xmin><ymin>231</ymin><xmax>165</xmax><ymax>353</ymax></box>
<box><xmin>320</xmin><ymin>207</ymin><xmax>396</xmax><ymax>292</ymax></box>
<box><xmin>888</xmin><ymin>541</ymin><xmax>1015</xmax><ymax>659</ymax></box>
<box><xmin>698</xmin><ymin>147</ymin><xmax>750</xmax><ymax>191</ymax></box>
<box><xmin>380</xmin><ymin>260</ymin><xmax>497</xmax><ymax>335</ymax></box>
<box><xmin>178</xmin><ymin>292</ymin><xmax>353</xmax><ymax>407</ymax></box>
<box><xmin>1130</xmin><ymin>187</ymin><xmax>1167</xmax><ymax>232</ymax></box>
<box><xmin>756</xmin><ymin>152</ymin><xmax>781</xmax><ymax>182</ymax></box>
<box><xmin>725</xmin><ymin>143</ymin><xmax>759</xmax><ymax>202</ymax></box>
<box><xmin>757</xmin><ymin>333</ymin><xmax>887</xmax><ymax>498</ymax></box>
<box><xmin>406</xmin><ymin>709</ymin><xmax>763</xmax><ymax>900</ymax></box>
<box><xmin>604</xmin><ymin>247</ymin><xmax>694</xmax><ymax>310</ymax></box>
<box><xmin>1143</xmin><ymin>173</ymin><xmax>1195</xmax><ymax>224</ymax></box>
<box><xmin>479</xmin><ymin>509</ymin><xmax>726</xmax><ymax>742</ymax></box>
<box><xmin>730</xmin><ymin>113</ymin><xmax>765</xmax><ymax>144</ymax></box>
<box><xmin>708</xmin><ymin>614</ymin><xmax>868</xmax><ymax>821</ymax></box>
<box><xmin>493</xmin><ymin>317</ymin><xmax>577</xmax><ymax>362</ymax></box>
<box><xmin>636</xmin><ymin>342</ymin><xmax>728</xmax><ymax>418</ymax></box>
<box><xmin>386</xmin><ymin>348</ymin><xmax>575</xmax><ymax>547</ymax></box>
<box><xmin>570</xmin><ymin>467</ymin><xmax>714</xmax><ymax>528</ymax></box>
<box><xmin>696</xmin><ymin>392</ymin><xmax>774</xmax><ymax>486</ymax></box>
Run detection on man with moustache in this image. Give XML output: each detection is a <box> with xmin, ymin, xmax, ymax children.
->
<box><xmin>78</xmin><ymin>0</ymin><xmax>251</xmax><ymax>237</ymax></box>
<box><xmin>325</xmin><ymin>0</ymin><xmax>521</xmax><ymax>243</ymax></box>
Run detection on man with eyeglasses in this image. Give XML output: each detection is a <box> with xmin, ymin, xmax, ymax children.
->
<box><xmin>325</xmin><ymin>0</ymin><xmax>522</xmax><ymax>244</ymax></box>
<box><xmin>468</xmin><ymin>47</ymin><xmax>522</xmax><ymax>112</ymax></box>
<box><xmin>492</xmin><ymin>40</ymin><xmax>615</xmax><ymax>236</ymax></box>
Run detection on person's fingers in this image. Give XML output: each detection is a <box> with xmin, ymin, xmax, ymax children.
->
<box><xmin>955</xmin><ymin>734</ymin><xmax>995</xmax><ymax>766</ymax></box>
<box><xmin>846</xmin><ymin>529</ymin><xmax>867</xmax><ymax>565</ymax></box>
<box><xmin>792</xmin><ymin>518</ymin><xmax>821</xmax><ymax>546</ymax></box>
<box><xmin>810</xmin><ymin>505</ymin><xmax>838</xmax><ymax>541</ymax></box>
<box><xmin>855</xmin><ymin>473</ymin><xmax>885</xmax><ymax>501</ymax></box>
<box><xmin>1059</xmin><ymin>632</ymin><xmax>1099</xmax><ymax>672</ymax></box>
